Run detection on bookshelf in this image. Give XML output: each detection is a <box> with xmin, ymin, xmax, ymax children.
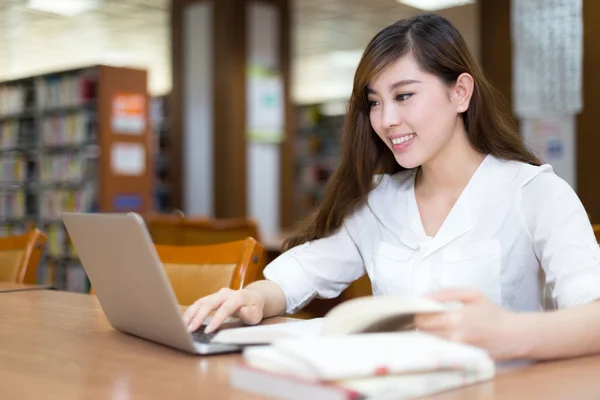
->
<box><xmin>0</xmin><ymin>65</ymin><xmax>153</xmax><ymax>292</ymax></box>
<box><xmin>293</xmin><ymin>104</ymin><xmax>344</xmax><ymax>222</ymax></box>
<box><xmin>150</xmin><ymin>95</ymin><xmax>172</xmax><ymax>212</ymax></box>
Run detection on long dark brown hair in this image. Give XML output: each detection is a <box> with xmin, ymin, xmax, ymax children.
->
<box><xmin>283</xmin><ymin>13</ymin><xmax>541</xmax><ymax>251</ymax></box>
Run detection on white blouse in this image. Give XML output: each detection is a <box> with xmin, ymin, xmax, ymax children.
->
<box><xmin>263</xmin><ymin>155</ymin><xmax>600</xmax><ymax>314</ymax></box>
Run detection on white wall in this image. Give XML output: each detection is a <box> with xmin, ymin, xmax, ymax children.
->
<box><xmin>183</xmin><ymin>3</ymin><xmax>214</xmax><ymax>216</ymax></box>
<box><xmin>246</xmin><ymin>2</ymin><xmax>281</xmax><ymax>240</ymax></box>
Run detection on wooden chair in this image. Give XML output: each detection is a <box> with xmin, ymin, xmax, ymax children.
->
<box><xmin>144</xmin><ymin>214</ymin><xmax>261</xmax><ymax>247</ymax></box>
<box><xmin>178</xmin><ymin>217</ymin><xmax>261</xmax><ymax>246</ymax></box>
<box><xmin>154</xmin><ymin>237</ymin><xmax>264</xmax><ymax>306</ymax></box>
<box><xmin>0</xmin><ymin>228</ymin><xmax>47</xmax><ymax>284</ymax></box>
<box><xmin>144</xmin><ymin>212</ymin><xmax>186</xmax><ymax>246</ymax></box>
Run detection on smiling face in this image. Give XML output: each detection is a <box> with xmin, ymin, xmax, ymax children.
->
<box><xmin>367</xmin><ymin>53</ymin><xmax>468</xmax><ymax>169</ymax></box>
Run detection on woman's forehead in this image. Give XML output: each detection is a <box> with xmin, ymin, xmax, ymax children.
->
<box><xmin>367</xmin><ymin>56</ymin><xmax>427</xmax><ymax>90</ymax></box>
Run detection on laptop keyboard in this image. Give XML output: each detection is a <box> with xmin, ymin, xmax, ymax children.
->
<box><xmin>191</xmin><ymin>325</ymin><xmax>218</xmax><ymax>343</ymax></box>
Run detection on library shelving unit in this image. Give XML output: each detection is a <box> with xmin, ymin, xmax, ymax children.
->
<box><xmin>0</xmin><ymin>65</ymin><xmax>153</xmax><ymax>292</ymax></box>
<box><xmin>150</xmin><ymin>95</ymin><xmax>171</xmax><ymax>212</ymax></box>
<box><xmin>293</xmin><ymin>104</ymin><xmax>344</xmax><ymax>223</ymax></box>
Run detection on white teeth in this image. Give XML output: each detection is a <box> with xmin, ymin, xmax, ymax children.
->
<box><xmin>391</xmin><ymin>134</ymin><xmax>415</xmax><ymax>145</ymax></box>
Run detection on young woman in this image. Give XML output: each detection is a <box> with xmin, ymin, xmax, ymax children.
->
<box><xmin>183</xmin><ymin>13</ymin><xmax>600</xmax><ymax>361</ymax></box>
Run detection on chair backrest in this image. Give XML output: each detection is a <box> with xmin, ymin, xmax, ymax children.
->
<box><xmin>154</xmin><ymin>237</ymin><xmax>264</xmax><ymax>306</ymax></box>
<box><xmin>0</xmin><ymin>228</ymin><xmax>47</xmax><ymax>284</ymax></box>
<box><xmin>144</xmin><ymin>213</ymin><xmax>187</xmax><ymax>245</ymax></box>
<box><xmin>144</xmin><ymin>214</ymin><xmax>261</xmax><ymax>246</ymax></box>
<box><xmin>179</xmin><ymin>218</ymin><xmax>261</xmax><ymax>246</ymax></box>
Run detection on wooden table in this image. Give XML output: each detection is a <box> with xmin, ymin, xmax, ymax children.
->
<box><xmin>0</xmin><ymin>290</ymin><xmax>285</xmax><ymax>399</ymax></box>
<box><xmin>2</xmin><ymin>290</ymin><xmax>600</xmax><ymax>399</ymax></box>
<box><xmin>427</xmin><ymin>356</ymin><xmax>600</xmax><ymax>399</ymax></box>
<box><xmin>0</xmin><ymin>282</ymin><xmax>52</xmax><ymax>293</ymax></box>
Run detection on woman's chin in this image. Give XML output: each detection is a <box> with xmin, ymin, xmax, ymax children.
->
<box><xmin>393</xmin><ymin>154</ymin><xmax>422</xmax><ymax>170</ymax></box>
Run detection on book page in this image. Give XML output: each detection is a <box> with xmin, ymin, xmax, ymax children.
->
<box><xmin>212</xmin><ymin>318</ymin><xmax>325</xmax><ymax>345</ymax></box>
<box><xmin>244</xmin><ymin>331</ymin><xmax>494</xmax><ymax>381</ymax></box>
<box><xmin>322</xmin><ymin>296</ymin><xmax>452</xmax><ymax>335</ymax></box>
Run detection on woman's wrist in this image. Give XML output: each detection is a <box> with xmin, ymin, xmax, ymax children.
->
<box><xmin>242</xmin><ymin>280</ymin><xmax>286</xmax><ymax>318</ymax></box>
<box><xmin>502</xmin><ymin>312</ymin><xmax>539</xmax><ymax>360</ymax></box>
<box><xmin>241</xmin><ymin>285</ymin><xmax>266</xmax><ymax>311</ymax></box>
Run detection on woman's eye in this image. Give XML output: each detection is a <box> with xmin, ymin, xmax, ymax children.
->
<box><xmin>396</xmin><ymin>93</ymin><xmax>413</xmax><ymax>102</ymax></box>
<box><xmin>368</xmin><ymin>100</ymin><xmax>380</xmax><ymax>108</ymax></box>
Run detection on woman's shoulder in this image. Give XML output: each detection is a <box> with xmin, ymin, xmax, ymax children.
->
<box><xmin>499</xmin><ymin>158</ymin><xmax>577</xmax><ymax>209</ymax></box>
<box><xmin>502</xmin><ymin>158</ymin><xmax>570</xmax><ymax>193</ymax></box>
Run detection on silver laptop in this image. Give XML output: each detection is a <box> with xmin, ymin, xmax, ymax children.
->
<box><xmin>62</xmin><ymin>211</ymin><xmax>245</xmax><ymax>355</ymax></box>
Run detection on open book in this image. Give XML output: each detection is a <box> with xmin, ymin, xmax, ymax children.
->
<box><xmin>223</xmin><ymin>296</ymin><xmax>493</xmax><ymax>399</ymax></box>
<box><xmin>212</xmin><ymin>295</ymin><xmax>460</xmax><ymax>345</ymax></box>
<box><xmin>229</xmin><ymin>332</ymin><xmax>494</xmax><ymax>400</ymax></box>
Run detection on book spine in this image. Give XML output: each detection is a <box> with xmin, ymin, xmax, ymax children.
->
<box><xmin>229</xmin><ymin>362</ymin><xmax>361</xmax><ymax>400</ymax></box>
<box><xmin>36</xmin><ymin>70</ymin><xmax>99</xmax><ymax>292</ymax></box>
<box><xmin>0</xmin><ymin>84</ymin><xmax>25</xmax><ymax>116</ymax></box>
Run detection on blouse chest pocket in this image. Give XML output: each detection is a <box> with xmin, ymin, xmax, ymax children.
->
<box><xmin>372</xmin><ymin>241</ymin><xmax>416</xmax><ymax>296</ymax></box>
<box><xmin>442</xmin><ymin>239</ymin><xmax>502</xmax><ymax>304</ymax></box>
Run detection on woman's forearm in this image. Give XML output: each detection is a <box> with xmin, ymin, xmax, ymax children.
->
<box><xmin>512</xmin><ymin>301</ymin><xmax>600</xmax><ymax>360</ymax></box>
<box><xmin>243</xmin><ymin>280</ymin><xmax>288</xmax><ymax>318</ymax></box>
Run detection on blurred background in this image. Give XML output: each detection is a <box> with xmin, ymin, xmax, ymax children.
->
<box><xmin>0</xmin><ymin>0</ymin><xmax>594</xmax><ymax>293</ymax></box>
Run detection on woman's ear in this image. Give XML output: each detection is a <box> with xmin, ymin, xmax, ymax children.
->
<box><xmin>454</xmin><ymin>73</ymin><xmax>474</xmax><ymax>113</ymax></box>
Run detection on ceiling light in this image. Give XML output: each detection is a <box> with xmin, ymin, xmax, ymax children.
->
<box><xmin>396</xmin><ymin>0</ymin><xmax>476</xmax><ymax>11</ymax></box>
<box><xmin>28</xmin><ymin>0</ymin><xmax>100</xmax><ymax>16</ymax></box>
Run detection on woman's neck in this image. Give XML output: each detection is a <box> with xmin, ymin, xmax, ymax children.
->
<box><xmin>416</xmin><ymin>125</ymin><xmax>485</xmax><ymax>196</ymax></box>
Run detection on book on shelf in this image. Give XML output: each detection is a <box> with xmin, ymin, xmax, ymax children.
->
<box><xmin>0</xmin><ymin>223</ymin><xmax>26</xmax><ymax>237</ymax></box>
<box><xmin>0</xmin><ymin>65</ymin><xmax>152</xmax><ymax>292</ymax></box>
<box><xmin>0</xmin><ymin>191</ymin><xmax>26</xmax><ymax>220</ymax></box>
<box><xmin>293</xmin><ymin>104</ymin><xmax>343</xmax><ymax>223</ymax></box>
<box><xmin>0</xmin><ymin>83</ymin><xmax>33</xmax><ymax>116</ymax></box>
<box><xmin>40</xmin><ymin>154</ymin><xmax>96</xmax><ymax>184</ymax></box>
<box><xmin>40</xmin><ymin>186</ymin><xmax>98</xmax><ymax>220</ymax></box>
<box><xmin>0</xmin><ymin>120</ymin><xmax>19</xmax><ymax>148</ymax></box>
<box><xmin>0</xmin><ymin>154</ymin><xmax>25</xmax><ymax>182</ymax></box>
<box><xmin>36</xmin><ymin>72</ymin><xmax>96</xmax><ymax>110</ymax></box>
<box><xmin>42</xmin><ymin>259</ymin><xmax>57</xmax><ymax>286</ymax></box>
<box><xmin>150</xmin><ymin>95</ymin><xmax>171</xmax><ymax>212</ymax></box>
<box><xmin>42</xmin><ymin>111</ymin><xmax>97</xmax><ymax>147</ymax></box>
<box><xmin>46</xmin><ymin>224</ymin><xmax>66</xmax><ymax>257</ymax></box>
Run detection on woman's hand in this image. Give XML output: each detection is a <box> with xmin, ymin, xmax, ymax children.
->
<box><xmin>414</xmin><ymin>288</ymin><xmax>525</xmax><ymax>361</ymax></box>
<box><xmin>183</xmin><ymin>287</ymin><xmax>265</xmax><ymax>334</ymax></box>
